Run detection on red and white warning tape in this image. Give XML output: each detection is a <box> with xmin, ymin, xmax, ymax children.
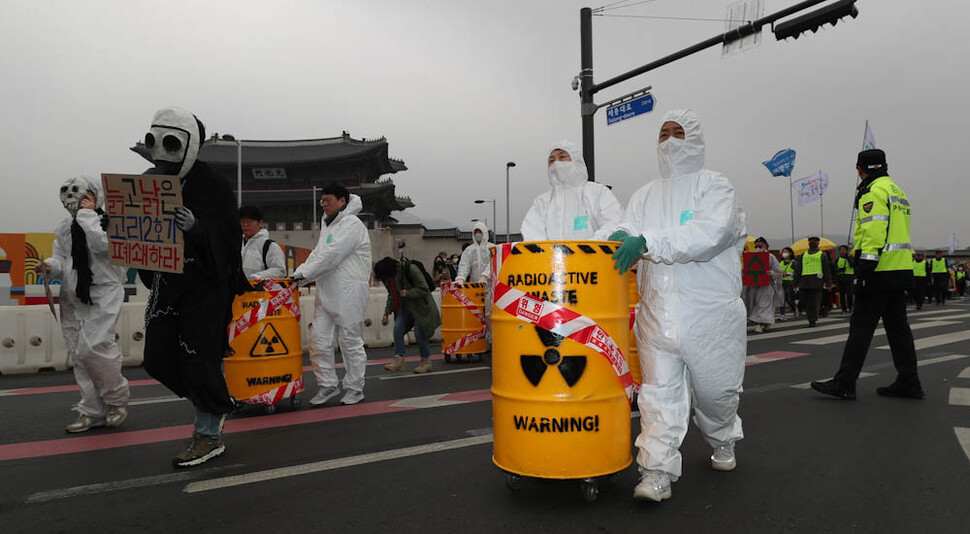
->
<box><xmin>227</xmin><ymin>279</ymin><xmax>301</xmax><ymax>343</ymax></box>
<box><xmin>239</xmin><ymin>375</ymin><xmax>304</xmax><ymax>405</ymax></box>
<box><xmin>491</xmin><ymin>243</ymin><xmax>638</xmax><ymax>400</ymax></box>
<box><xmin>442</xmin><ymin>282</ymin><xmax>487</xmax><ymax>355</ymax></box>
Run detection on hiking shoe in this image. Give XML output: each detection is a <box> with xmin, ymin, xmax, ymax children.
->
<box><xmin>810</xmin><ymin>379</ymin><xmax>856</xmax><ymax>400</ymax></box>
<box><xmin>309</xmin><ymin>386</ymin><xmax>340</xmax><ymax>406</ymax></box>
<box><xmin>633</xmin><ymin>470</ymin><xmax>672</xmax><ymax>502</ymax></box>
<box><xmin>711</xmin><ymin>443</ymin><xmax>737</xmax><ymax>471</ymax></box>
<box><xmin>105</xmin><ymin>405</ymin><xmax>128</xmax><ymax>428</ymax></box>
<box><xmin>753</xmin><ymin>324</ymin><xmax>765</xmax><ymax>334</ymax></box>
<box><xmin>340</xmin><ymin>389</ymin><xmax>364</xmax><ymax>405</ymax></box>
<box><xmin>65</xmin><ymin>413</ymin><xmax>106</xmax><ymax>433</ymax></box>
<box><xmin>384</xmin><ymin>355</ymin><xmax>406</xmax><ymax>372</ymax></box>
<box><xmin>876</xmin><ymin>383</ymin><xmax>925</xmax><ymax>399</ymax></box>
<box><xmin>172</xmin><ymin>432</ymin><xmax>225</xmax><ymax>468</ymax></box>
<box><xmin>414</xmin><ymin>358</ymin><xmax>433</xmax><ymax>374</ymax></box>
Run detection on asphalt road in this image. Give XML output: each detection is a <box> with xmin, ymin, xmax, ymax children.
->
<box><xmin>2</xmin><ymin>300</ymin><xmax>969</xmax><ymax>533</ymax></box>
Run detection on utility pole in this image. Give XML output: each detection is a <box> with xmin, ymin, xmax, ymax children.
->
<box><xmin>580</xmin><ymin>7</ymin><xmax>595</xmax><ymax>182</ymax></box>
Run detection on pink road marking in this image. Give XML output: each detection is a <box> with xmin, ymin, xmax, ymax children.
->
<box><xmin>0</xmin><ymin>388</ymin><xmax>491</xmax><ymax>462</ymax></box>
<box><xmin>1</xmin><ymin>354</ymin><xmax>449</xmax><ymax>397</ymax></box>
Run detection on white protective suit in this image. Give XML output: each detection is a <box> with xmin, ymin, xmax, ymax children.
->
<box><xmin>613</xmin><ymin>110</ymin><xmax>747</xmax><ymax>479</ymax></box>
<box><xmin>520</xmin><ymin>140</ymin><xmax>622</xmax><ymax>241</ymax></box>
<box><xmin>293</xmin><ymin>194</ymin><xmax>371</xmax><ymax>393</ymax></box>
<box><xmin>241</xmin><ymin>228</ymin><xmax>287</xmax><ymax>279</ymax></box>
<box><xmin>45</xmin><ymin>175</ymin><xmax>130</xmax><ymax>418</ymax></box>
<box><xmin>455</xmin><ymin>221</ymin><xmax>492</xmax><ymax>283</ymax></box>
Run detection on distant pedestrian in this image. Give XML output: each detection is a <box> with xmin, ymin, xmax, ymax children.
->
<box><xmin>447</xmin><ymin>254</ymin><xmax>459</xmax><ymax>280</ymax></box>
<box><xmin>811</xmin><ymin>149</ymin><xmax>924</xmax><ymax>400</ymax></box>
<box><xmin>376</xmin><ymin>257</ymin><xmax>441</xmax><ymax>374</ymax></box>
<box><xmin>779</xmin><ymin>247</ymin><xmax>798</xmax><ymax>319</ymax></box>
<box><xmin>930</xmin><ymin>250</ymin><xmax>949</xmax><ymax>305</ymax></box>
<box><xmin>432</xmin><ymin>253</ymin><xmax>451</xmax><ymax>285</ymax></box>
<box><xmin>836</xmin><ymin>245</ymin><xmax>856</xmax><ymax>314</ymax></box>
<box><xmin>455</xmin><ymin>221</ymin><xmax>491</xmax><ymax>285</ymax></box>
<box><xmin>743</xmin><ymin>237</ymin><xmax>783</xmax><ymax>333</ymax></box>
<box><xmin>957</xmin><ymin>264</ymin><xmax>967</xmax><ymax>297</ymax></box>
<box><xmin>793</xmin><ymin>236</ymin><xmax>833</xmax><ymax>327</ymax></box>
<box><xmin>911</xmin><ymin>251</ymin><xmax>928</xmax><ymax>309</ymax></box>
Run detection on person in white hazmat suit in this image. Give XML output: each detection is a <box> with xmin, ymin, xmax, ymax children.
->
<box><xmin>609</xmin><ymin>109</ymin><xmax>747</xmax><ymax>502</ymax></box>
<box><xmin>520</xmin><ymin>140</ymin><xmax>622</xmax><ymax>241</ymax></box>
<box><xmin>455</xmin><ymin>221</ymin><xmax>491</xmax><ymax>284</ymax></box>
<box><xmin>239</xmin><ymin>205</ymin><xmax>287</xmax><ymax>279</ymax></box>
<box><xmin>292</xmin><ymin>184</ymin><xmax>371</xmax><ymax>406</ymax></box>
<box><xmin>37</xmin><ymin>175</ymin><xmax>130</xmax><ymax>433</ymax></box>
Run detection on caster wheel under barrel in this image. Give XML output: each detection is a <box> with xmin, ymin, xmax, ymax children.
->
<box><xmin>444</xmin><ymin>353</ymin><xmax>452</xmax><ymax>363</ymax></box>
<box><xmin>580</xmin><ymin>479</ymin><xmax>599</xmax><ymax>503</ymax></box>
<box><xmin>505</xmin><ymin>472</ymin><xmax>522</xmax><ymax>491</ymax></box>
<box><xmin>264</xmin><ymin>404</ymin><xmax>276</xmax><ymax>415</ymax></box>
<box><xmin>289</xmin><ymin>394</ymin><xmax>301</xmax><ymax>410</ymax></box>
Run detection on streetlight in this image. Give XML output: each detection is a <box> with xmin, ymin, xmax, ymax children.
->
<box><xmin>505</xmin><ymin>162</ymin><xmax>516</xmax><ymax>243</ymax></box>
<box><xmin>474</xmin><ymin>199</ymin><xmax>495</xmax><ymax>242</ymax></box>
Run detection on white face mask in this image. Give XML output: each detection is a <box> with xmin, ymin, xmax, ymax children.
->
<box><xmin>782</xmin><ymin>252</ymin><xmax>791</xmax><ymax>259</ymax></box>
<box><xmin>755</xmin><ymin>247</ymin><xmax>765</xmax><ymax>252</ymax></box>
<box><xmin>474</xmin><ymin>232</ymin><xmax>483</xmax><ymax>244</ymax></box>
<box><xmin>548</xmin><ymin>160</ymin><xmax>587</xmax><ymax>187</ymax></box>
<box><xmin>657</xmin><ymin>137</ymin><xmax>691</xmax><ymax>179</ymax></box>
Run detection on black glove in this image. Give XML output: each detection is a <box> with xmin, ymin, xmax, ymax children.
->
<box><xmin>96</xmin><ymin>208</ymin><xmax>109</xmax><ymax>231</ymax></box>
<box><xmin>854</xmin><ymin>258</ymin><xmax>878</xmax><ymax>295</ymax></box>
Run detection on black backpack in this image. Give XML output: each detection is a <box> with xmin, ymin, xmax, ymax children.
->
<box><xmin>402</xmin><ymin>257</ymin><xmax>435</xmax><ymax>289</ymax></box>
<box><xmin>261</xmin><ymin>239</ymin><xmax>279</xmax><ymax>271</ymax></box>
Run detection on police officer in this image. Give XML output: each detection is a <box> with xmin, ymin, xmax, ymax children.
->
<box><xmin>911</xmin><ymin>251</ymin><xmax>928</xmax><ymax>309</ymax></box>
<box><xmin>930</xmin><ymin>250</ymin><xmax>950</xmax><ymax>305</ymax></box>
<box><xmin>811</xmin><ymin>149</ymin><xmax>924</xmax><ymax>400</ymax></box>
<box><xmin>793</xmin><ymin>237</ymin><xmax>832</xmax><ymax>327</ymax></box>
<box><xmin>836</xmin><ymin>244</ymin><xmax>855</xmax><ymax>314</ymax></box>
<box><xmin>779</xmin><ymin>247</ymin><xmax>798</xmax><ymax>320</ymax></box>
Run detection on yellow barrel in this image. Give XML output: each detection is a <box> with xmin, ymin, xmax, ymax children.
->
<box><xmin>224</xmin><ymin>279</ymin><xmax>304</xmax><ymax>404</ymax></box>
<box><xmin>441</xmin><ymin>282</ymin><xmax>488</xmax><ymax>354</ymax></box>
<box><xmin>627</xmin><ymin>267</ymin><xmax>642</xmax><ymax>386</ymax></box>
<box><xmin>492</xmin><ymin>241</ymin><xmax>632</xmax><ymax>479</ymax></box>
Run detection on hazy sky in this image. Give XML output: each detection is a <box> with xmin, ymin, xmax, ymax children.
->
<box><xmin>1</xmin><ymin>0</ymin><xmax>967</xmax><ymax>249</ymax></box>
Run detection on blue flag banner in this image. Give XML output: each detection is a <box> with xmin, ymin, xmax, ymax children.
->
<box><xmin>762</xmin><ymin>149</ymin><xmax>797</xmax><ymax>177</ymax></box>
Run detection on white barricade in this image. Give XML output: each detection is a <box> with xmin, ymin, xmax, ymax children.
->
<box><xmin>0</xmin><ymin>306</ymin><xmax>70</xmax><ymax>375</ymax></box>
<box><xmin>119</xmin><ymin>302</ymin><xmax>146</xmax><ymax>367</ymax></box>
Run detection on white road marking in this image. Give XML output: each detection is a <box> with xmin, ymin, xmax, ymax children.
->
<box><xmin>878</xmin><ymin>331</ymin><xmax>970</xmax><ymax>351</ymax></box>
<box><xmin>184</xmin><ymin>434</ymin><xmax>494</xmax><ymax>493</ymax></box>
<box><xmin>793</xmin><ymin>321</ymin><xmax>960</xmax><ymax>346</ymax></box>
<box><xmin>791</xmin><ymin>372</ymin><xmax>877</xmax><ymax>389</ymax></box>
<box><xmin>389</xmin><ymin>394</ymin><xmax>470</xmax><ymax>409</ymax></box>
<box><xmin>128</xmin><ymin>396</ymin><xmax>186</xmax><ymax>406</ymax></box>
<box><xmin>955</xmin><ymin>428</ymin><xmax>970</xmax><ymax>465</ymax></box>
<box><xmin>959</xmin><ymin>367</ymin><xmax>970</xmax><ymax>379</ymax></box>
<box><xmin>917</xmin><ymin>354</ymin><xmax>968</xmax><ymax>367</ymax></box>
<box><xmin>915</xmin><ymin>313</ymin><xmax>970</xmax><ymax>322</ymax></box>
<box><xmin>377</xmin><ymin>367</ymin><xmax>490</xmax><ymax>380</ymax></box>
<box><xmin>25</xmin><ymin>464</ymin><xmax>241</xmax><ymax>503</ymax></box>
<box><xmin>749</xmin><ymin>321</ymin><xmax>851</xmax><ymax>340</ymax></box>
<box><xmin>949</xmin><ymin>387</ymin><xmax>970</xmax><ymax>407</ymax></box>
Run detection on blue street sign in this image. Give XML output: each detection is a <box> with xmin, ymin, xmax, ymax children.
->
<box><xmin>606</xmin><ymin>93</ymin><xmax>655</xmax><ymax>125</ymax></box>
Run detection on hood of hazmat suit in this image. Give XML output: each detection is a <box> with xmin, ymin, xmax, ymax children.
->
<box><xmin>294</xmin><ymin>194</ymin><xmax>372</xmax><ymax>325</ymax></box>
<box><xmin>520</xmin><ymin>140</ymin><xmax>622</xmax><ymax>241</ymax></box>
<box><xmin>46</xmin><ymin>174</ymin><xmax>128</xmax><ymax>417</ymax></box>
<box><xmin>614</xmin><ymin>109</ymin><xmax>747</xmax><ymax>478</ymax></box>
<box><xmin>146</xmin><ymin>106</ymin><xmax>203</xmax><ymax>180</ymax></box>
<box><xmin>456</xmin><ymin>220</ymin><xmax>492</xmax><ymax>283</ymax></box>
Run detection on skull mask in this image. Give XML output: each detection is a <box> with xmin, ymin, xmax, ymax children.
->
<box><xmin>60</xmin><ymin>177</ymin><xmax>92</xmax><ymax>217</ymax></box>
<box><xmin>145</xmin><ymin>106</ymin><xmax>204</xmax><ymax>180</ymax></box>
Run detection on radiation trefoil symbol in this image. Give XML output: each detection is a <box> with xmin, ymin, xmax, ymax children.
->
<box><xmin>250</xmin><ymin>323</ymin><xmax>289</xmax><ymax>357</ymax></box>
<box><xmin>520</xmin><ymin>326</ymin><xmax>586</xmax><ymax>387</ymax></box>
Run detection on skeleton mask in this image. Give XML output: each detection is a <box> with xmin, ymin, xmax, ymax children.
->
<box><xmin>60</xmin><ymin>177</ymin><xmax>92</xmax><ymax>217</ymax></box>
<box><xmin>146</xmin><ymin>106</ymin><xmax>203</xmax><ymax>179</ymax></box>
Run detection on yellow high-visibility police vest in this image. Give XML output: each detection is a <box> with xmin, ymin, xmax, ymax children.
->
<box><xmin>781</xmin><ymin>259</ymin><xmax>795</xmax><ymax>281</ymax></box>
<box><xmin>912</xmin><ymin>259</ymin><xmax>927</xmax><ymax>277</ymax></box>
<box><xmin>931</xmin><ymin>258</ymin><xmax>948</xmax><ymax>274</ymax></box>
<box><xmin>852</xmin><ymin>175</ymin><xmax>913</xmax><ymax>272</ymax></box>
<box><xmin>837</xmin><ymin>257</ymin><xmax>854</xmax><ymax>276</ymax></box>
<box><xmin>802</xmin><ymin>251</ymin><xmax>823</xmax><ymax>276</ymax></box>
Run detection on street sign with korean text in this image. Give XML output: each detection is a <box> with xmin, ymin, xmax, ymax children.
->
<box><xmin>606</xmin><ymin>93</ymin><xmax>655</xmax><ymax>125</ymax></box>
<box><xmin>742</xmin><ymin>251</ymin><xmax>770</xmax><ymax>287</ymax></box>
<box><xmin>102</xmin><ymin>173</ymin><xmax>184</xmax><ymax>274</ymax></box>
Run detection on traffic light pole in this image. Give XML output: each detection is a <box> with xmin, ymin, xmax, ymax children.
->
<box><xmin>579</xmin><ymin>0</ymin><xmax>853</xmax><ymax>180</ymax></box>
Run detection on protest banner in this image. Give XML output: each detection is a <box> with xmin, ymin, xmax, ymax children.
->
<box><xmin>101</xmin><ymin>174</ymin><xmax>184</xmax><ymax>273</ymax></box>
<box><xmin>743</xmin><ymin>251</ymin><xmax>770</xmax><ymax>287</ymax></box>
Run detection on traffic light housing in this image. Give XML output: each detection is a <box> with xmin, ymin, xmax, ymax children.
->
<box><xmin>773</xmin><ymin>0</ymin><xmax>858</xmax><ymax>41</ymax></box>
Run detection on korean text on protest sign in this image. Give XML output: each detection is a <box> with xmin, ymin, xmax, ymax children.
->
<box><xmin>101</xmin><ymin>173</ymin><xmax>183</xmax><ymax>273</ymax></box>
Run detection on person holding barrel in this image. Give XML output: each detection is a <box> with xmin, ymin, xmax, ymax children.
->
<box><xmin>520</xmin><ymin>140</ymin><xmax>622</xmax><ymax>241</ymax></box>
<box><xmin>609</xmin><ymin>109</ymin><xmax>748</xmax><ymax>502</ymax></box>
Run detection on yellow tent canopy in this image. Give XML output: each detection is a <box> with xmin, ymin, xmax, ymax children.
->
<box><xmin>790</xmin><ymin>237</ymin><xmax>837</xmax><ymax>256</ymax></box>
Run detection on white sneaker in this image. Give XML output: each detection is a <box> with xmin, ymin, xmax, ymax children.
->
<box><xmin>340</xmin><ymin>389</ymin><xmax>365</xmax><ymax>405</ymax></box>
<box><xmin>754</xmin><ymin>324</ymin><xmax>765</xmax><ymax>334</ymax></box>
<box><xmin>309</xmin><ymin>386</ymin><xmax>340</xmax><ymax>406</ymax></box>
<box><xmin>711</xmin><ymin>442</ymin><xmax>737</xmax><ymax>471</ymax></box>
<box><xmin>633</xmin><ymin>470</ymin><xmax>672</xmax><ymax>502</ymax></box>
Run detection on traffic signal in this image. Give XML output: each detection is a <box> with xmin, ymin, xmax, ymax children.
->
<box><xmin>773</xmin><ymin>0</ymin><xmax>858</xmax><ymax>41</ymax></box>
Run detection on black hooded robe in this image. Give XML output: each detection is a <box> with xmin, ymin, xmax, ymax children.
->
<box><xmin>140</xmin><ymin>160</ymin><xmax>241</xmax><ymax>415</ymax></box>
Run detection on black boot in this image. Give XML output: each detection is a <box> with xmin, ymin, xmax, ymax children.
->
<box><xmin>810</xmin><ymin>379</ymin><xmax>856</xmax><ymax>400</ymax></box>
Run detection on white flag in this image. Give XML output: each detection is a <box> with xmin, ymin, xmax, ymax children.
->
<box><xmin>792</xmin><ymin>171</ymin><xmax>829</xmax><ymax>206</ymax></box>
<box><xmin>949</xmin><ymin>232</ymin><xmax>960</xmax><ymax>254</ymax></box>
<box><xmin>863</xmin><ymin>122</ymin><xmax>876</xmax><ymax>150</ymax></box>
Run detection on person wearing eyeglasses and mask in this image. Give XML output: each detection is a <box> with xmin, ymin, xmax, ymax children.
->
<box><xmin>608</xmin><ymin>109</ymin><xmax>747</xmax><ymax>503</ymax></box>
<box><xmin>520</xmin><ymin>140</ymin><xmax>622</xmax><ymax>241</ymax></box>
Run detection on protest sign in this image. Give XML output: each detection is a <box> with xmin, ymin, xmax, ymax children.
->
<box><xmin>743</xmin><ymin>252</ymin><xmax>770</xmax><ymax>287</ymax></box>
<box><xmin>102</xmin><ymin>174</ymin><xmax>183</xmax><ymax>273</ymax></box>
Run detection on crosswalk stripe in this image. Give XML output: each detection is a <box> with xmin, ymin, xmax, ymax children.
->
<box><xmin>878</xmin><ymin>331</ymin><xmax>970</xmax><ymax>351</ymax></box>
<box><xmin>791</xmin><ymin>372</ymin><xmax>878</xmax><ymax>389</ymax></box>
<box><xmin>917</xmin><ymin>354</ymin><xmax>968</xmax><ymax>367</ymax></box>
<box><xmin>377</xmin><ymin>367</ymin><xmax>490</xmax><ymax>380</ymax></box>
<box><xmin>949</xmin><ymin>387</ymin><xmax>970</xmax><ymax>407</ymax></box>
<box><xmin>955</xmin><ymin>428</ymin><xmax>970</xmax><ymax>465</ymax></box>
<box><xmin>793</xmin><ymin>320</ymin><xmax>960</xmax><ymax>346</ymax></box>
<box><xmin>959</xmin><ymin>367</ymin><xmax>970</xmax><ymax>379</ymax></box>
<box><xmin>915</xmin><ymin>313</ymin><xmax>970</xmax><ymax>322</ymax></box>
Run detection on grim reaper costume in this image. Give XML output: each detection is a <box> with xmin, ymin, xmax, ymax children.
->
<box><xmin>139</xmin><ymin>107</ymin><xmax>242</xmax><ymax>464</ymax></box>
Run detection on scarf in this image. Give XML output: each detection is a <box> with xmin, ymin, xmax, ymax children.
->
<box><xmin>70</xmin><ymin>219</ymin><xmax>93</xmax><ymax>304</ymax></box>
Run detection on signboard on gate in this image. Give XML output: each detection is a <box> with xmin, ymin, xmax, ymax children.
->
<box><xmin>102</xmin><ymin>173</ymin><xmax>184</xmax><ymax>273</ymax></box>
<box><xmin>742</xmin><ymin>251</ymin><xmax>770</xmax><ymax>287</ymax></box>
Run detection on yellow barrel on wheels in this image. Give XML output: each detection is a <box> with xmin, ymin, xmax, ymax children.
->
<box><xmin>441</xmin><ymin>281</ymin><xmax>488</xmax><ymax>361</ymax></box>
<box><xmin>224</xmin><ymin>279</ymin><xmax>304</xmax><ymax>412</ymax></box>
<box><xmin>491</xmin><ymin>241</ymin><xmax>633</xmax><ymax>501</ymax></box>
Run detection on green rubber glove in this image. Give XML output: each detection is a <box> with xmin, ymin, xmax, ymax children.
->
<box><xmin>613</xmin><ymin>235</ymin><xmax>646</xmax><ymax>274</ymax></box>
<box><xmin>607</xmin><ymin>230</ymin><xmax>630</xmax><ymax>242</ymax></box>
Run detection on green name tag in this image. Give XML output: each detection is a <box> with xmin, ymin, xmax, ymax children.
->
<box><xmin>326</xmin><ymin>234</ymin><xmax>333</xmax><ymax>244</ymax></box>
<box><xmin>574</xmin><ymin>215</ymin><xmax>589</xmax><ymax>231</ymax></box>
<box><xmin>679</xmin><ymin>210</ymin><xmax>695</xmax><ymax>226</ymax></box>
